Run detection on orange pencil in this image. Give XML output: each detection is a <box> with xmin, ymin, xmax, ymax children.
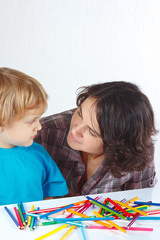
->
<box><xmin>93</xmin><ymin>211</ymin><xmax>126</xmax><ymax>233</ymax></box>
<box><xmin>67</xmin><ymin>209</ymin><xmax>112</xmax><ymax>228</ymax></box>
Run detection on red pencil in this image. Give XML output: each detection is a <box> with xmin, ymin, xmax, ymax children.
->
<box><xmin>14</xmin><ymin>207</ymin><xmax>24</xmax><ymax>230</ymax></box>
<box><xmin>106</xmin><ymin>198</ymin><xmax>133</xmax><ymax>218</ymax></box>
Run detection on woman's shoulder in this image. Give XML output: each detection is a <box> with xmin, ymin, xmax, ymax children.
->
<box><xmin>40</xmin><ymin>108</ymin><xmax>76</xmax><ymax>130</ymax></box>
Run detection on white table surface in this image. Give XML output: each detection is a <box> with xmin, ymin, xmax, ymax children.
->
<box><xmin>1</xmin><ymin>185</ymin><xmax>160</xmax><ymax>240</ymax></box>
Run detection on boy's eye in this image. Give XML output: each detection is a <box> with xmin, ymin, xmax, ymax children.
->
<box><xmin>27</xmin><ymin>119</ymin><xmax>35</xmax><ymax>124</ymax></box>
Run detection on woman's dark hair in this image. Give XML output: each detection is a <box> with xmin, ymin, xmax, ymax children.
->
<box><xmin>76</xmin><ymin>81</ymin><xmax>157</xmax><ymax>178</ymax></box>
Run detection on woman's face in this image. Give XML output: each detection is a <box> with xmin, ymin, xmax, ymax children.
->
<box><xmin>67</xmin><ymin>97</ymin><xmax>104</xmax><ymax>156</ymax></box>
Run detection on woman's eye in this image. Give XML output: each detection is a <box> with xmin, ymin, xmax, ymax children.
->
<box><xmin>89</xmin><ymin>128</ymin><xmax>97</xmax><ymax>137</ymax></box>
<box><xmin>77</xmin><ymin>109</ymin><xmax>82</xmax><ymax>117</ymax></box>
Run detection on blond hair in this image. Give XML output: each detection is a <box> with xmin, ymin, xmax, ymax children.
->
<box><xmin>0</xmin><ymin>67</ymin><xmax>48</xmax><ymax>125</ymax></box>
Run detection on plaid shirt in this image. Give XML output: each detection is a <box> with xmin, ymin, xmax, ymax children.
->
<box><xmin>34</xmin><ymin>109</ymin><xmax>156</xmax><ymax>197</ymax></box>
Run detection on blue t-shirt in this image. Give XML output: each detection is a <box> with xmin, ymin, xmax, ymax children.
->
<box><xmin>0</xmin><ymin>142</ymin><xmax>68</xmax><ymax>205</ymax></box>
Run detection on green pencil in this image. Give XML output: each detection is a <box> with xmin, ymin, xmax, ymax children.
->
<box><xmin>17</xmin><ymin>203</ymin><xmax>26</xmax><ymax>226</ymax></box>
<box><xmin>86</xmin><ymin>196</ymin><xmax>126</xmax><ymax>220</ymax></box>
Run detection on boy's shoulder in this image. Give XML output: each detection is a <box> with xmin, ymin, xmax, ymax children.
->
<box><xmin>31</xmin><ymin>142</ymin><xmax>48</xmax><ymax>154</ymax></box>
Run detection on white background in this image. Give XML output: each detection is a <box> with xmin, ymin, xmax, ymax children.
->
<box><xmin>0</xmin><ymin>0</ymin><xmax>160</xmax><ymax>179</ymax></box>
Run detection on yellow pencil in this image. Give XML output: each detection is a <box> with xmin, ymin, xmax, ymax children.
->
<box><xmin>125</xmin><ymin>197</ymin><xmax>139</xmax><ymax>204</ymax></box>
<box><xmin>93</xmin><ymin>211</ymin><xmax>126</xmax><ymax>233</ymax></box>
<box><xmin>67</xmin><ymin>209</ymin><xmax>112</xmax><ymax>228</ymax></box>
<box><xmin>27</xmin><ymin>205</ymin><xmax>34</xmax><ymax>227</ymax></box>
<box><xmin>114</xmin><ymin>200</ymin><xmax>148</xmax><ymax>216</ymax></box>
<box><xmin>60</xmin><ymin>225</ymin><xmax>76</xmax><ymax>240</ymax></box>
<box><xmin>34</xmin><ymin>224</ymin><xmax>68</xmax><ymax>240</ymax></box>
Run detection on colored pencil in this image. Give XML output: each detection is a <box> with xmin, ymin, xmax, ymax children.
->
<box><xmin>39</xmin><ymin>204</ymin><xmax>74</xmax><ymax>219</ymax></box>
<box><xmin>103</xmin><ymin>198</ymin><xmax>127</xmax><ymax>216</ymax></box>
<box><xmin>33</xmin><ymin>207</ymin><xmax>40</xmax><ymax>229</ymax></box>
<box><xmin>38</xmin><ymin>221</ymin><xmax>60</xmax><ymax>226</ymax></box>
<box><xmin>99</xmin><ymin>199</ymin><xmax>108</xmax><ymax>215</ymax></box>
<box><xmin>114</xmin><ymin>200</ymin><xmax>148</xmax><ymax>216</ymax></box>
<box><xmin>134</xmin><ymin>201</ymin><xmax>160</xmax><ymax>206</ymax></box>
<box><xmin>29</xmin><ymin>200</ymin><xmax>87</xmax><ymax>214</ymax></box>
<box><xmin>20</xmin><ymin>201</ymin><xmax>27</xmax><ymax>224</ymax></box>
<box><xmin>93</xmin><ymin>211</ymin><xmax>126</xmax><ymax>233</ymax></box>
<box><xmin>88</xmin><ymin>226</ymin><xmax>153</xmax><ymax>231</ymax></box>
<box><xmin>26</xmin><ymin>213</ymin><xmax>41</xmax><ymax>219</ymax></box>
<box><xmin>51</xmin><ymin>216</ymin><xmax>114</xmax><ymax>222</ymax></box>
<box><xmin>30</xmin><ymin>211</ymin><xmax>35</xmax><ymax>231</ymax></box>
<box><xmin>126</xmin><ymin>213</ymin><xmax>140</xmax><ymax>229</ymax></box>
<box><xmin>146</xmin><ymin>209</ymin><xmax>160</xmax><ymax>215</ymax></box>
<box><xmin>86</xmin><ymin>196</ymin><xmax>126</xmax><ymax>220</ymax></box>
<box><xmin>17</xmin><ymin>203</ymin><xmax>26</xmax><ymax>226</ymax></box>
<box><xmin>27</xmin><ymin>205</ymin><xmax>34</xmax><ymax>227</ymax></box>
<box><xmin>79</xmin><ymin>223</ymin><xmax>87</xmax><ymax>240</ymax></box>
<box><xmin>106</xmin><ymin>198</ymin><xmax>133</xmax><ymax>218</ymax></box>
<box><xmin>4</xmin><ymin>206</ymin><xmax>20</xmax><ymax>229</ymax></box>
<box><xmin>35</xmin><ymin>224</ymin><xmax>68</xmax><ymax>240</ymax></box>
<box><xmin>125</xmin><ymin>196</ymin><xmax>139</xmax><ymax>204</ymax></box>
<box><xmin>135</xmin><ymin>217</ymin><xmax>160</xmax><ymax>220</ymax></box>
<box><xmin>38</xmin><ymin>221</ymin><xmax>87</xmax><ymax>227</ymax></box>
<box><xmin>60</xmin><ymin>225</ymin><xmax>76</xmax><ymax>240</ymax></box>
<box><xmin>67</xmin><ymin>209</ymin><xmax>113</xmax><ymax>228</ymax></box>
<box><xmin>13</xmin><ymin>207</ymin><xmax>24</xmax><ymax>230</ymax></box>
<box><xmin>66</xmin><ymin>221</ymin><xmax>88</xmax><ymax>227</ymax></box>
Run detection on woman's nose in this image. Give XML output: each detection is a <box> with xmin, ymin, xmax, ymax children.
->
<box><xmin>72</xmin><ymin>125</ymin><xmax>84</xmax><ymax>138</ymax></box>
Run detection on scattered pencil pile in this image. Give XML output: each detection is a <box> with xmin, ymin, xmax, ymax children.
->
<box><xmin>4</xmin><ymin>195</ymin><xmax>160</xmax><ymax>240</ymax></box>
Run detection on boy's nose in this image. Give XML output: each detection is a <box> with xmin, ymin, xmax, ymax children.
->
<box><xmin>35</xmin><ymin>120</ymin><xmax>42</xmax><ymax>131</ymax></box>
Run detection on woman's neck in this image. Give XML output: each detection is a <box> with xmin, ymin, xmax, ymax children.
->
<box><xmin>81</xmin><ymin>152</ymin><xmax>105</xmax><ymax>180</ymax></box>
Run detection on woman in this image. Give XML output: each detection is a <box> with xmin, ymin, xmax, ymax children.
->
<box><xmin>35</xmin><ymin>81</ymin><xmax>157</xmax><ymax>196</ymax></box>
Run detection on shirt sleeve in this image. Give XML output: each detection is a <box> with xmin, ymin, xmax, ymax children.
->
<box><xmin>122</xmin><ymin>165</ymin><xmax>157</xmax><ymax>190</ymax></box>
<box><xmin>42</xmin><ymin>152</ymin><xmax>69</xmax><ymax>198</ymax></box>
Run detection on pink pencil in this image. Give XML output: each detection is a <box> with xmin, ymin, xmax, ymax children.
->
<box><xmin>88</xmin><ymin>226</ymin><xmax>153</xmax><ymax>231</ymax></box>
<box><xmin>14</xmin><ymin>207</ymin><xmax>24</xmax><ymax>230</ymax></box>
<box><xmin>28</xmin><ymin>204</ymin><xmax>83</xmax><ymax>214</ymax></box>
<box><xmin>145</xmin><ymin>209</ymin><xmax>160</xmax><ymax>215</ymax></box>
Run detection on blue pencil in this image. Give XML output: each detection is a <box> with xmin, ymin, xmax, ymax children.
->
<box><xmin>66</xmin><ymin>221</ymin><xmax>88</xmax><ymax>227</ymax></box>
<box><xmin>39</xmin><ymin>203</ymin><xmax>74</xmax><ymax>219</ymax></box>
<box><xmin>134</xmin><ymin>201</ymin><xmax>160</xmax><ymax>206</ymax></box>
<box><xmin>33</xmin><ymin>207</ymin><xmax>40</xmax><ymax>229</ymax></box>
<box><xmin>26</xmin><ymin>213</ymin><xmax>41</xmax><ymax>219</ymax></box>
<box><xmin>79</xmin><ymin>222</ymin><xmax>87</xmax><ymax>240</ymax></box>
<box><xmin>135</xmin><ymin>217</ymin><xmax>160</xmax><ymax>220</ymax></box>
<box><xmin>47</xmin><ymin>216</ymin><xmax>115</xmax><ymax>222</ymax></box>
<box><xmin>4</xmin><ymin>206</ymin><xmax>20</xmax><ymax>229</ymax></box>
<box><xmin>20</xmin><ymin>201</ymin><xmax>28</xmax><ymax>224</ymax></box>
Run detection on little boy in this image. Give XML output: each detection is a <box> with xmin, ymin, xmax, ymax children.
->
<box><xmin>0</xmin><ymin>67</ymin><xmax>68</xmax><ymax>205</ymax></box>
